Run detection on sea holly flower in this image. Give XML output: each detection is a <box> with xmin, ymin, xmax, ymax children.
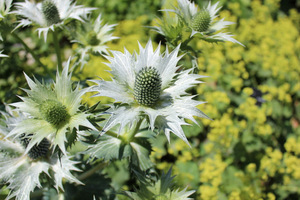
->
<box><xmin>7</xmin><ymin>59</ymin><xmax>95</xmax><ymax>155</ymax></box>
<box><xmin>12</xmin><ymin>0</ymin><xmax>96</xmax><ymax>41</ymax></box>
<box><xmin>0</xmin><ymin>106</ymin><xmax>82</xmax><ymax>200</ymax></box>
<box><xmin>168</xmin><ymin>0</ymin><xmax>244</xmax><ymax>45</ymax></box>
<box><xmin>71</xmin><ymin>14</ymin><xmax>118</xmax><ymax>69</ymax></box>
<box><xmin>91</xmin><ymin>40</ymin><xmax>209</xmax><ymax>145</ymax></box>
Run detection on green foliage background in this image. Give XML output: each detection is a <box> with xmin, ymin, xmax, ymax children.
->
<box><xmin>1</xmin><ymin>0</ymin><xmax>300</xmax><ymax>199</ymax></box>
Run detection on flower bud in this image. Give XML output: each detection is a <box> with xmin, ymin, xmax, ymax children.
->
<box><xmin>42</xmin><ymin>0</ymin><xmax>61</xmax><ymax>26</ymax></box>
<box><xmin>39</xmin><ymin>99</ymin><xmax>69</xmax><ymax>126</ymax></box>
<box><xmin>87</xmin><ymin>31</ymin><xmax>100</xmax><ymax>46</ymax></box>
<box><xmin>191</xmin><ymin>10</ymin><xmax>211</xmax><ymax>32</ymax></box>
<box><xmin>134</xmin><ymin>67</ymin><xmax>161</xmax><ymax>106</ymax></box>
<box><xmin>21</xmin><ymin>136</ymin><xmax>50</xmax><ymax>160</ymax></box>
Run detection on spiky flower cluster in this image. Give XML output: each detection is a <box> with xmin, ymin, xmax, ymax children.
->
<box><xmin>71</xmin><ymin>14</ymin><xmax>118</xmax><ymax>68</ymax></box>
<box><xmin>154</xmin><ymin>0</ymin><xmax>244</xmax><ymax>45</ymax></box>
<box><xmin>7</xmin><ymin>59</ymin><xmax>95</xmax><ymax>155</ymax></box>
<box><xmin>0</xmin><ymin>106</ymin><xmax>81</xmax><ymax>200</ymax></box>
<box><xmin>0</xmin><ymin>0</ymin><xmax>249</xmax><ymax>198</ymax></box>
<box><xmin>91</xmin><ymin>40</ymin><xmax>209</xmax><ymax>145</ymax></box>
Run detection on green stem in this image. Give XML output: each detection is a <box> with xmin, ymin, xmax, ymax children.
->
<box><xmin>94</xmin><ymin>125</ymin><xmax>119</xmax><ymax>138</ymax></box>
<box><xmin>125</xmin><ymin>118</ymin><xmax>144</xmax><ymax>142</ymax></box>
<box><xmin>103</xmin><ymin>129</ymin><xmax>119</xmax><ymax>138</ymax></box>
<box><xmin>181</xmin><ymin>36</ymin><xmax>193</xmax><ymax>50</ymax></box>
<box><xmin>12</xmin><ymin>32</ymin><xmax>55</xmax><ymax>79</ymax></box>
<box><xmin>77</xmin><ymin>161</ymin><xmax>109</xmax><ymax>181</ymax></box>
<box><xmin>30</xmin><ymin>190</ymin><xmax>43</xmax><ymax>198</ymax></box>
<box><xmin>52</xmin><ymin>31</ymin><xmax>62</xmax><ymax>72</ymax></box>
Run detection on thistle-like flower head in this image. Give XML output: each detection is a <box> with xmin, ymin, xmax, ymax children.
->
<box><xmin>0</xmin><ymin>105</ymin><xmax>81</xmax><ymax>200</ymax></box>
<box><xmin>169</xmin><ymin>0</ymin><xmax>244</xmax><ymax>45</ymax></box>
<box><xmin>7</xmin><ymin>59</ymin><xmax>95</xmax><ymax>155</ymax></box>
<box><xmin>91</xmin><ymin>40</ymin><xmax>209</xmax><ymax>145</ymax></box>
<box><xmin>71</xmin><ymin>14</ymin><xmax>118</xmax><ymax>69</ymax></box>
<box><xmin>12</xmin><ymin>0</ymin><xmax>96</xmax><ymax>41</ymax></box>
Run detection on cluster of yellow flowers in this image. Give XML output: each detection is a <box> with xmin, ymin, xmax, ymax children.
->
<box><xmin>76</xmin><ymin>0</ymin><xmax>299</xmax><ymax>198</ymax></box>
<box><xmin>179</xmin><ymin>0</ymin><xmax>299</xmax><ymax>198</ymax></box>
<box><xmin>198</xmin><ymin>154</ymin><xmax>227</xmax><ymax>200</ymax></box>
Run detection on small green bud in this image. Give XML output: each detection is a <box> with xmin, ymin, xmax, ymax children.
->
<box><xmin>87</xmin><ymin>31</ymin><xmax>100</xmax><ymax>46</ymax></box>
<box><xmin>39</xmin><ymin>99</ymin><xmax>69</xmax><ymax>126</ymax></box>
<box><xmin>134</xmin><ymin>67</ymin><xmax>161</xmax><ymax>107</ymax></box>
<box><xmin>21</xmin><ymin>136</ymin><xmax>50</xmax><ymax>160</ymax></box>
<box><xmin>191</xmin><ymin>10</ymin><xmax>211</xmax><ymax>32</ymax></box>
<box><xmin>42</xmin><ymin>0</ymin><xmax>61</xmax><ymax>26</ymax></box>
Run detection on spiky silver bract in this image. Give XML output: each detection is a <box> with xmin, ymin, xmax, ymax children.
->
<box><xmin>0</xmin><ymin>50</ymin><xmax>8</xmax><ymax>57</ymax></box>
<box><xmin>0</xmin><ymin>0</ymin><xmax>12</xmax><ymax>41</ymax></box>
<box><xmin>0</xmin><ymin>0</ymin><xmax>12</xmax><ymax>19</ymax></box>
<box><xmin>0</xmin><ymin>105</ymin><xmax>82</xmax><ymax>200</ymax></box>
<box><xmin>91</xmin><ymin>40</ymin><xmax>209</xmax><ymax>145</ymax></box>
<box><xmin>7</xmin><ymin>59</ymin><xmax>95</xmax><ymax>155</ymax></box>
<box><xmin>12</xmin><ymin>0</ymin><xmax>96</xmax><ymax>41</ymax></box>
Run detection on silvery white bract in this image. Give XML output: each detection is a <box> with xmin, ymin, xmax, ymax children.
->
<box><xmin>0</xmin><ymin>0</ymin><xmax>12</xmax><ymax>19</ymax></box>
<box><xmin>0</xmin><ymin>0</ymin><xmax>12</xmax><ymax>41</ymax></box>
<box><xmin>0</xmin><ymin>106</ymin><xmax>82</xmax><ymax>200</ymax></box>
<box><xmin>0</xmin><ymin>49</ymin><xmax>8</xmax><ymax>57</ymax></box>
<box><xmin>91</xmin><ymin>40</ymin><xmax>209</xmax><ymax>145</ymax></box>
<box><xmin>170</xmin><ymin>0</ymin><xmax>244</xmax><ymax>45</ymax></box>
<box><xmin>12</xmin><ymin>0</ymin><xmax>96</xmax><ymax>41</ymax></box>
<box><xmin>7</xmin><ymin>59</ymin><xmax>95</xmax><ymax>155</ymax></box>
<box><xmin>72</xmin><ymin>14</ymin><xmax>118</xmax><ymax>69</ymax></box>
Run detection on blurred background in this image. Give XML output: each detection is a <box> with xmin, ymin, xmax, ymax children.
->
<box><xmin>1</xmin><ymin>0</ymin><xmax>300</xmax><ymax>199</ymax></box>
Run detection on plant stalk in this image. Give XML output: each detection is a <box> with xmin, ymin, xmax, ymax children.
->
<box><xmin>12</xmin><ymin>32</ymin><xmax>55</xmax><ymax>79</ymax></box>
<box><xmin>126</xmin><ymin>118</ymin><xmax>144</xmax><ymax>142</ymax></box>
<box><xmin>52</xmin><ymin>31</ymin><xmax>63</xmax><ymax>73</ymax></box>
<box><xmin>77</xmin><ymin>161</ymin><xmax>109</xmax><ymax>181</ymax></box>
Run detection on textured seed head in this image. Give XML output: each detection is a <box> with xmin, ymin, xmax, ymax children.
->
<box><xmin>191</xmin><ymin>10</ymin><xmax>211</xmax><ymax>32</ymax></box>
<box><xmin>42</xmin><ymin>0</ymin><xmax>61</xmax><ymax>26</ymax></box>
<box><xmin>134</xmin><ymin>67</ymin><xmax>162</xmax><ymax>107</ymax></box>
<box><xmin>21</xmin><ymin>136</ymin><xmax>50</xmax><ymax>160</ymax></box>
<box><xmin>39</xmin><ymin>99</ymin><xmax>69</xmax><ymax>126</ymax></box>
<box><xmin>87</xmin><ymin>31</ymin><xmax>100</xmax><ymax>46</ymax></box>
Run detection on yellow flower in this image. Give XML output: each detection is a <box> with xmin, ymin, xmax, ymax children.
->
<box><xmin>229</xmin><ymin>190</ymin><xmax>241</xmax><ymax>200</ymax></box>
<box><xmin>267</xmin><ymin>192</ymin><xmax>276</xmax><ymax>200</ymax></box>
<box><xmin>198</xmin><ymin>185</ymin><xmax>218</xmax><ymax>200</ymax></box>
